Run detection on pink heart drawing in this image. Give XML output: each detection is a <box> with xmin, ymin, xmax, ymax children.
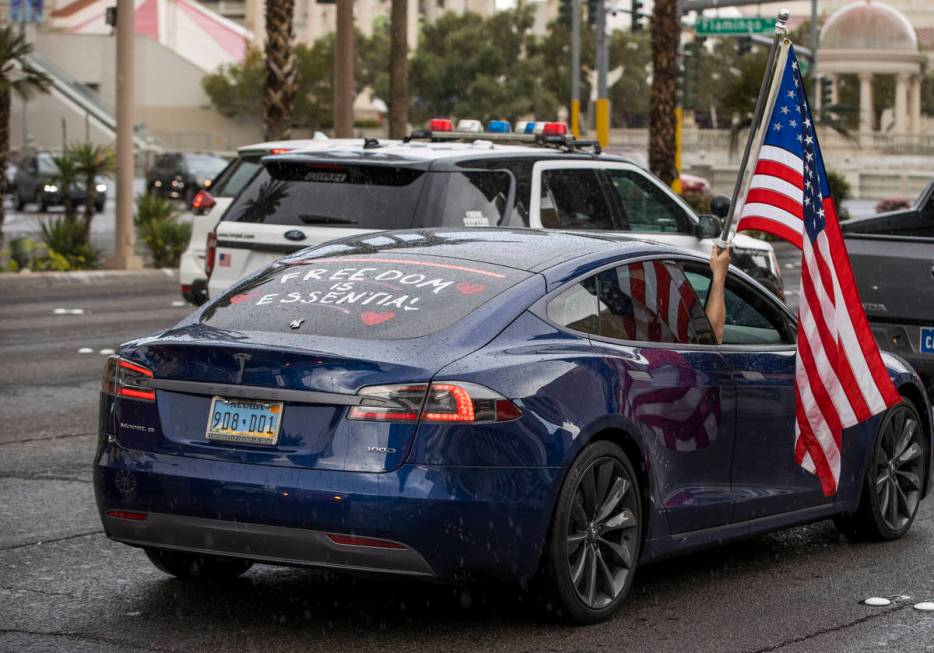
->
<box><xmin>456</xmin><ymin>282</ymin><xmax>486</xmax><ymax>295</ymax></box>
<box><xmin>360</xmin><ymin>310</ymin><xmax>396</xmax><ymax>326</ymax></box>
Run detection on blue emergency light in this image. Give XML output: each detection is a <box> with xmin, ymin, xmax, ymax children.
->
<box><xmin>486</xmin><ymin>120</ymin><xmax>512</xmax><ymax>133</ymax></box>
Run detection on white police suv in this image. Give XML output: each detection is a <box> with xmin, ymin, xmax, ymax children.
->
<box><xmin>206</xmin><ymin>120</ymin><xmax>782</xmax><ymax>299</ymax></box>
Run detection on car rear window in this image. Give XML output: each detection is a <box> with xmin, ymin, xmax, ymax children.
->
<box><xmin>210</xmin><ymin>155</ymin><xmax>262</xmax><ymax>198</ymax></box>
<box><xmin>201</xmin><ymin>254</ymin><xmax>531</xmax><ymax>340</ymax></box>
<box><xmin>222</xmin><ymin>161</ymin><xmax>514</xmax><ymax>228</ymax></box>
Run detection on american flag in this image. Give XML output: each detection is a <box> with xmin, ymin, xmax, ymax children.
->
<box><xmin>612</xmin><ymin>261</ymin><xmax>705</xmax><ymax>344</ymax></box>
<box><xmin>737</xmin><ymin>46</ymin><xmax>901</xmax><ymax>495</ymax></box>
<box><xmin>218</xmin><ymin>252</ymin><xmax>232</xmax><ymax>268</ymax></box>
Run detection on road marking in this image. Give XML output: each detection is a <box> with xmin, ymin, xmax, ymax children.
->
<box><xmin>77</xmin><ymin>347</ymin><xmax>94</xmax><ymax>354</ymax></box>
<box><xmin>99</xmin><ymin>348</ymin><xmax>115</xmax><ymax>355</ymax></box>
<box><xmin>915</xmin><ymin>602</ymin><xmax>934</xmax><ymax>611</ymax></box>
<box><xmin>863</xmin><ymin>597</ymin><xmax>891</xmax><ymax>606</ymax></box>
<box><xmin>53</xmin><ymin>308</ymin><xmax>85</xmax><ymax>315</ymax></box>
<box><xmin>171</xmin><ymin>300</ymin><xmax>185</xmax><ymax>307</ymax></box>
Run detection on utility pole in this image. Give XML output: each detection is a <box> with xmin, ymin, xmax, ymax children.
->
<box><xmin>571</xmin><ymin>0</ymin><xmax>581</xmax><ymax>138</ymax></box>
<box><xmin>333</xmin><ymin>0</ymin><xmax>354</xmax><ymax>138</ymax></box>
<box><xmin>595</xmin><ymin>0</ymin><xmax>609</xmax><ymax>148</ymax></box>
<box><xmin>111</xmin><ymin>0</ymin><xmax>141</xmax><ymax>269</ymax></box>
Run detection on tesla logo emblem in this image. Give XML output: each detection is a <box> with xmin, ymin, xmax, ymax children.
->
<box><xmin>233</xmin><ymin>353</ymin><xmax>251</xmax><ymax>383</ymax></box>
<box><xmin>289</xmin><ymin>318</ymin><xmax>304</xmax><ymax>330</ymax></box>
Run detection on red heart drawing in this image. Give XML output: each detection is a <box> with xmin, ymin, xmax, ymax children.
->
<box><xmin>230</xmin><ymin>292</ymin><xmax>258</xmax><ymax>305</ymax></box>
<box><xmin>456</xmin><ymin>282</ymin><xmax>486</xmax><ymax>295</ymax></box>
<box><xmin>360</xmin><ymin>310</ymin><xmax>396</xmax><ymax>326</ymax></box>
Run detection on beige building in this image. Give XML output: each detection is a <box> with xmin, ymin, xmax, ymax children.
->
<box><xmin>240</xmin><ymin>0</ymin><xmax>496</xmax><ymax>47</ymax></box>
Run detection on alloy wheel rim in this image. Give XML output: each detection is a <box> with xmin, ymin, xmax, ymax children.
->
<box><xmin>875</xmin><ymin>406</ymin><xmax>924</xmax><ymax>532</ymax></box>
<box><xmin>566</xmin><ymin>457</ymin><xmax>639</xmax><ymax>610</ymax></box>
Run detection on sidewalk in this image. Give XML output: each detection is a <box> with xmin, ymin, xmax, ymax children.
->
<box><xmin>0</xmin><ymin>267</ymin><xmax>178</xmax><ymax>294</ymax></box>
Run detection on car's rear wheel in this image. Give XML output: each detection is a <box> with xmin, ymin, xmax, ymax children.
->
<box><xmin>14</xmin><ymin>192</ymin><xmax>25</xmax><ymax>211</ymax></box>
<box><xmin>539</xmin><ymin>440</ymin><xmax>641</xmax><ymax>624</ymax></box>
<box><xmin>145</xmin><ymin>548</ymin><xmax>253</xmax><ymax>580</ymax></box>
<box><xmin>835</xmin><ymin>399</ymin><xmax>926</xmax><ymax>541</ymax></box>
<box><xmin>35</xmin><ymin>191</ymin><xmax>47</xmax><ymax>213</ymax></box>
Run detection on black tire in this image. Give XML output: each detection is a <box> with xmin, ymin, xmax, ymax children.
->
<box><xmin>35</xmin><ymin>191</ymin><xmax>47</xmax><ymax>213</ymax></box>
<box><xmin>14</xmin><ymin>191</ymin><xmax>25</xmax><ymax>211</ymax></box>
<box><xmin>834</xmin><ymin>399</ymin><xmax>927</xmax><ymax>541</ymax></box>
<box><xmin>538</xmin><ymin>440</ymin><xmax>642</xmax><ymax>624</ymax></box>
<box><xmin>145</xmin><ymin>548</ymin><xmax>253</xmax><ymax>580</ymax></box>
<box><xmin>95</xmin><ymin>201</ymin><xmax>105</xmax><ymax>213</ymax></box>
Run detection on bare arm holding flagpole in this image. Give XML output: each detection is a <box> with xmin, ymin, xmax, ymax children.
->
<box><xmin>715</xmin><ymin>8</ymin><xmax>791</xmax><ymax>250</ymax></box>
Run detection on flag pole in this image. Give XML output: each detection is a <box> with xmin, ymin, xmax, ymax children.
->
<box><xmin>716</xmin><ymin>8</ymin><xmax>791</xmax><ymax>249</ymax></box>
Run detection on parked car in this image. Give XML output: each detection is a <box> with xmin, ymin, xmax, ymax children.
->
<box><xmin>12</xmin><ymin>151</ymin><xmax>107</xmax><ymax>212</ymax></box>
<box><xmin>146</xmin><ymin>152</ymin><xmax>229</xmax><ymax>205</ymax></box>
<box><xmin>178</xmin><ymin>139</ymin><xmax>368</xmax><ymax>305</ymax></box>
<box><xmin>842</xmin><ymin>179</ymin><xmax>934</xmax><ymax>397</ymax></box>
<box><xmin>206</xmin><ymin>123</ymin><xmax>782</xmax><ymax>300</ymax></box>
<box><xmin>95</xmin><ymin>229</ymin><xmax>930</xmax><ymax>624</ymax></box>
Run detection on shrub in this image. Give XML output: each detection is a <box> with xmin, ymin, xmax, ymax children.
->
<box><xmin>136</xmin><ymin>193</ymin><xmax>192</xmax><ymax>268</ymax></box>
<box><xmin>826</xmin><ymin>169</ymin><xmax>852</xmax><ymax>220</ymax></box>
<box><xmin>680</xmin><ymin>190</ymin><xmax>713</xmax><ymax>215</ymax></box>
<box><xmin>38</xmin><ymin>217</ymin><xmax>100</xmax><ymax>270</ymax></box>
<box><xmin>874</xmin><ymin>198</ymin><xmax>911</xmax><ymax>213</ymax></box>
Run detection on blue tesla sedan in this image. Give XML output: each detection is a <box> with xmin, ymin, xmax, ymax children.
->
<box><xmin>95</xmin><ymin>229</ymin><xmax>931</xmax><ymax>623</ymax></box>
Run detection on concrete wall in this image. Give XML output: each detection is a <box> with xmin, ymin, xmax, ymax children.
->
<box><xmin>12</xmin><ymin>30</ymin><xmax>263</xmax><ymax>153</ymax></box>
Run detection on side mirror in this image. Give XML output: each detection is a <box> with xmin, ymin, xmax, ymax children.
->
<box><xmin>710</xmin><ymin>194</ymin><xmax>731</xmax><ymax>219</ymax></box>
<box><xmin>695</xmin><ymin>214</ymin><xmax>722</xmax><ymax>239</ymax></box>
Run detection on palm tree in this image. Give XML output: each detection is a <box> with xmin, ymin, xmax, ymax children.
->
<box><xmin>263</xmin><ymin>0</ymin><xmax>296</xmax><ymax>140</ymax></box>
<box><xmin>649</xmin><ymin>0</ymin><xmax>678</xmax><ymax>186</ymax></box>
<box><xmin>0</xmin><ymin>26</ymin><xmax>51</xmax><ymax>242</ymax></box>
<box><xmin>388</xmin><ymin>0</ymin><xmax>409</xmax><ymax>139</ymax></box>
<box><xmin>50</xmin><ymin>151</ymin><xmax>80</xmax><ymax>221</ymax></box>
<box><xmin>71</xmin><ymin>142</ymin><xmax>116</xmax><ymax>237</ymax></box>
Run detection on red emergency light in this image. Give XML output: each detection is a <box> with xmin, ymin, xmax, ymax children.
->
<box><xmin>428</xmin><ymin>118</ymin><xmax>454</xmax><ymax>132</ymax></box>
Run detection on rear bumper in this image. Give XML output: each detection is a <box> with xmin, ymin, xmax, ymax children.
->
<box><xmin>104</xmin><ymin>512</ymin><xmax>435</xmax><ymax>576</ymax></box>
<box><xmin>94</xmin><ymin>441</ymin><xmax>561</xmax><ymax>582</ymax></box>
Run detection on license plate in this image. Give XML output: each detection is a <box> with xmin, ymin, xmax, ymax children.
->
<box><xmin>206</xmin><ymin>396</ymin><xmax>283</xmax><ymax>445</ymax></box>
<box><xmin>921</xmin><ymin>328</ymin><xmax>934</xmax><ymax>354</ymax></box>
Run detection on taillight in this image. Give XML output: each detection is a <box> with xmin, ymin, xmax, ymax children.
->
<box><xmin>102</xmin><ymin>356</ymin><xmax>155</xmax><ymax>402</ymax></box>
<box><xmin>205</xmin><ymin>231</ymin><xmax>217</xmax><ymax>278</ymax></box>
<box><xmin>348</xmin><ymin>382</ymin><xmax>522</xmax><ymax>423</ymax></box>
<box><xmin>190</xmin><ymin>190</ymin><xmax>215</xmax><ymax>214</ymax></box>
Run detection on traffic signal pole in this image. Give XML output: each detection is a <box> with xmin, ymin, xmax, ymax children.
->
<box><xmin>595</xmin><ymin>0</ymin><xmax>609</xmax><ymax>148</ymax></box>
<box><xmin>571</xmin><ymin>0</ymin><xmax>581</xmax><ymax>138</ymax></box>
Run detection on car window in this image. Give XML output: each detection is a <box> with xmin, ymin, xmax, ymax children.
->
<box><xmin>201</xmin><ymin>254</ymin><xmax>531</xmax><ymax>340</ymax></box>
<box><xmin>37</xmin><ymin>154</ymin><xmax>58</xmax><ymax>176</ymax></box>
<box><xmin>681</xmin><ymin>262</ymin><xmax>794</xmax><ymax>345</ymax></box>
<box><xmin>458</xmin><ymin>158</ymin><xmax>534</xmax><ymax>226</ymax></box>
<box><xmin>185</xmin><ymin>154</ymin><xmax>229</xmax><ymax>180</ymax></box>
<box><xmin>418</xmin><ymin>170</ymin><xmax>514</xmax><ymax>227</ymax></box>
<box><xmin>210</xmin><ymin>155</ymin><xmax>262</xmax><ymax>198</ymax></box>
<box><xmin>605</xmin><ymin>169</ymin><xmax>690</xmax><ymax>233</ymax></box>
<box><xmin>539</xmin><ymin>169</ymin><xmax>614</xmax><ymax>230</ymax></box>
<box><xmin>547</xmin><ymin>276</ymin><xmax>599</xmax><ymax>334</ymax></box>
<box><xmin>595</xmin><ymin>261</ymin><xmax>716</xmax><ymax>344</ymax></box>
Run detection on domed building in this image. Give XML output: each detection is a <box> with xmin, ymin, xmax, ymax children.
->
<box><xmin>817</xmin><ymin>0</ymin><xmax>926</xmax><ymax>138</ymax></box>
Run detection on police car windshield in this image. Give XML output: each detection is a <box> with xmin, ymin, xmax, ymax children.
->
<box><xmin>222</xmin><ymin>162</ymin><xmax>515</xmax><ymax>229</ymax></box>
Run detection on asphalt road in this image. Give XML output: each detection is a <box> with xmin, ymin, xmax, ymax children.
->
<box><xmin>2</xmin><ymin>274</ymin><xmax>934</xmax><ymax>653</ymax></box>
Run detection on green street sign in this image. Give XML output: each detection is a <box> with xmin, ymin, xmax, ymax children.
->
<box><xmin>695</xmin><ymin>16</ymin><xmax>776</xmax><ymax>36</ymax></box>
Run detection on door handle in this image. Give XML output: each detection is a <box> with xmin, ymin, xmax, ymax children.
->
<box><xmin>739</xmin><ymin>371</ymin><xmax>766</xmax><ymax>381</ymax></box>
<box><xmin>628</xmin><ymin>370</ymin><xmax>653</xmax><ymax>381</ymax></box>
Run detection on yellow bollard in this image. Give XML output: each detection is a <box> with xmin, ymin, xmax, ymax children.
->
<box><xmin>595</xmin><ymin>98</ymin><xmax>610</xmax><ymax>149</ymax></box>
<box><xmin>571</xmin><ymin>99</ymin><xmax>581</xmax><ymax>139</ymax></box>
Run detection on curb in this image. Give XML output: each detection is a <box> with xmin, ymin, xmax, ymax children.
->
<box><xmin>0</xmin><ymin>268</ymin><xmax>178</xmax><ymax>292</ymax></box>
